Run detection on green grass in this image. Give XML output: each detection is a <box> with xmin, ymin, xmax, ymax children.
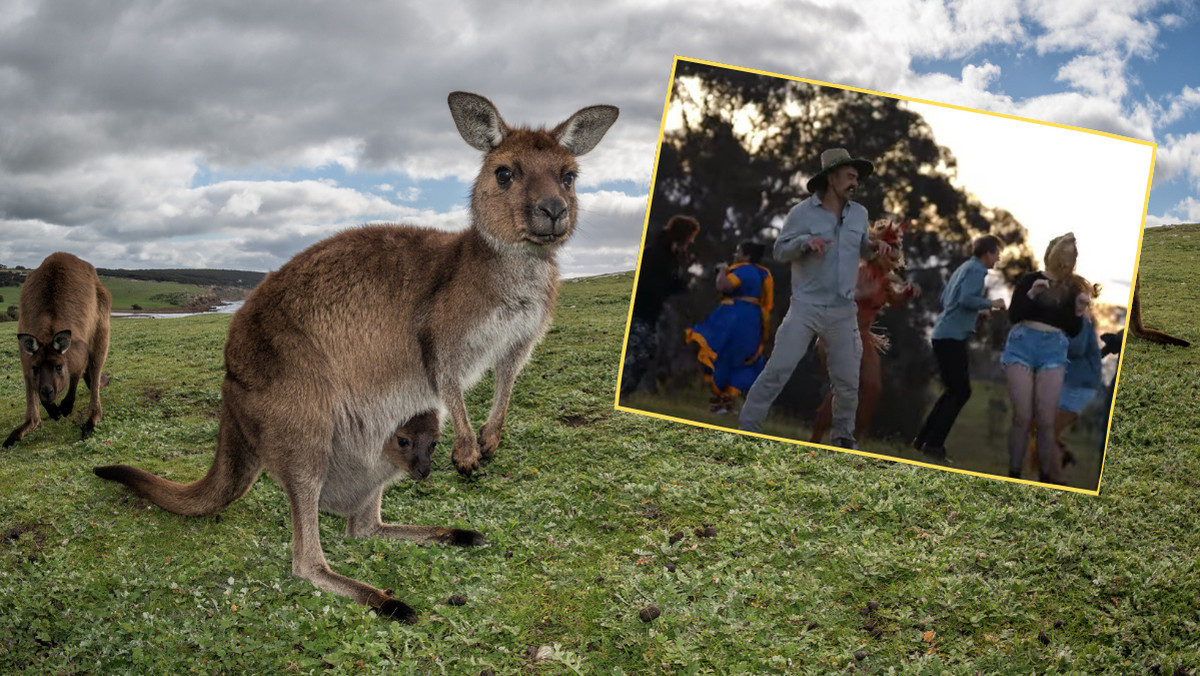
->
<box><xmin>0</xmin><ymin>276</ymin><xmax>213</xmax><ymax>313</ymax></box>
<box><xmin>2</xmin><ymin>251</ymin><xmax>1200</xmax><ymax>673</ymax></box>
<box><xmin>626</xmin><ymin>378</ymin><xmax>1104</xmax><ymax>493</ymax></box>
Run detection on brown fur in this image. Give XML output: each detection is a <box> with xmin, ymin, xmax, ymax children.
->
<box><xmin>92</xmin><ymin>92</ymin><xmax>618</xmax><ymax>622</ymax></box>
<box><xmin>1129</xmin><ymin>276</ymin><xmax>1189</xmax><ymax>346</ymax></box>
<box><xmin>5</xmin><ymin>252</ymin><xmax>111</xmax><ymax>448</ymax></box>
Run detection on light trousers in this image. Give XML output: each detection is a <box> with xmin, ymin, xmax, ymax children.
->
<box><xmin>739</xmin><ymin>301</ymin><xmax>861</xmax><ymax>440</ymax></box>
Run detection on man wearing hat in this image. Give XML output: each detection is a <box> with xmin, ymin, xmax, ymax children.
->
<box><xmin>738</xmin><ymin>148</ymin><xmax>889</xmax><ymax>450</ymax></box>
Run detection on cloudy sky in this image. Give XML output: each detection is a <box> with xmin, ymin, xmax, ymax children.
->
<box><xmin>1</xmin><ymin>1</ymin><xmax>1197</xmax><ymax>292</ymax></box>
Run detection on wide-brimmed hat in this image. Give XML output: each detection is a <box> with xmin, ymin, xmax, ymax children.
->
<box><xmin>805</xmin><ymin>148</ymin><xmax>874</xmax><ymax>194</ymax></box>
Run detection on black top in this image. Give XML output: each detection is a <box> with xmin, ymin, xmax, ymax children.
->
<box><xmin>630</xmin><ymin>237</ymin><xmax>690</xmax><ymax>323</ymax></box>
<box><xmin>1008</xmin><ymin>271</ymin><xmax>1083</xmax><ymax>337</ymax></box>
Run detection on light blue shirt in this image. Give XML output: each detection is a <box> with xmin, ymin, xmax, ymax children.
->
<box><xmin>773</xmin><ymin>194</ymin><xmax>873</xmax><ymax>306</ymax></box>
<box><xmin>931</xmin><ymin>256</ymin><xmax>993</xmax><ymax>340</ymax></box>
<box><xmin>1064</xmin><ymin>315</ymin><xmax>1103</xmax><ymax>389</ymax></box>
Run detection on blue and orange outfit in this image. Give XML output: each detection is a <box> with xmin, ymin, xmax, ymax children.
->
<box><xmin>685</xmin><ymin>262</ymin><xmax>774</xmax><ymax>399</ymax></box>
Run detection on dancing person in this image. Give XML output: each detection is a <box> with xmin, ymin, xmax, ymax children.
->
<box><xmin>1002</xmin><ymin>232</ymin><xmax>1098</xmax><ymax>483</ymax></box>
<box><xmin>1051</xmin><ymin>311</ymin><xmax>1103</xmax><ymax>468</ymax></box>
<box><xmin>809</xmin><ymin>217</ymin><xmax>921</xmax><ymax>444</ymax></box>
<box><xmin>621</xmin><ymin>215</ymin><xmax>699</xmax><ymax>399</ymax></box>
<box><xmin>685</xmin><ymin>241</ymin><xmax>773</xmax><ymax>415</ymax></box>
<box><xmin>738</xmin><ymin>148</ymin><xmax>890</xmax><ymax>450</ymax></box>
<box><xmin>913</xmin><ymin>235</ymin><xmax>1006</xmax><ymax>460</ymax></box>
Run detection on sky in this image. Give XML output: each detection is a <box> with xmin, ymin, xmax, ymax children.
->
<box><xmin>1</xmin><ymin>1</ymin><xmax>1198</xmax><ymax>299</ymax></box>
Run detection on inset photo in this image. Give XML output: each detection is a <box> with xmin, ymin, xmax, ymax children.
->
<box><xmin>617</xmin><ymin>57</ymin><xmax>1157</xmax><ymax>494</ymax></box>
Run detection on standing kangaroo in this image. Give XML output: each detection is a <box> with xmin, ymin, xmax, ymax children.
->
<box><xmin>5</xmin><ymin>252</ymin><xmax>111</xmax><ymax>448</ymax></box>
<box><xmin>93</xmin><ymin>92</ymin><xmax>618</xmax><ymax>622</ymax></box>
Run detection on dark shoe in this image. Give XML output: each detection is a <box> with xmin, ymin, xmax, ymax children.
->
<box><xmin>831</xmin><ymin>437</ymin><xmax>858</xmax><ymax>451</ymax></box>
<box><xmin>921</xmin><ymin>444</ymin><xmax>947</xmax><ymax>462</ymax></box>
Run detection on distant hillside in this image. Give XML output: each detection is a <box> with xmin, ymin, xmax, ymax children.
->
<box><xmin>0</xmin><ymin>267</ymin><xmax>267</xmax><ymax>316</ymax></box>
<box><xmin>0</xmin><ymin>267</ymin><xmax>266</xmax><ymax>290</ymax></box>
<box><xmin>95</xmin><ymin>268</ymin><xmax>266</xmax><ymax>289</ymax></box>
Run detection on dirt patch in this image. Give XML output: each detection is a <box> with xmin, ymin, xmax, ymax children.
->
<box><xmin>1</xmin><ymin>521</ymin><xmax>53</xmax><ymax>561</ymax></box>
<box><xmin>557</xmin><ymin>412</ymin><xmax>609</xmax><ymax>428</ymax></box>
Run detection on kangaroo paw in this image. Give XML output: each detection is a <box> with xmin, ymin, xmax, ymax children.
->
<box><xmin>478</xmin><ymin>426</ymin><xmax>501</xmax><ymax>460</ymax></box>
<box><xmin>80</xmin><ymin>420</ymin><xmax>96</xmax><ymax>441</ymax></box>
<box><xmin>451</xmin><ymin>440</ymin><xmax>481</xmax><ymax>476</ymax></box>
<box><xmin>370</xmin><ymin>593</ymin><xmax>418</xmax><ymax>624</ymax></box>
<box><xmin>445</xmin><ymin>528</ymin><xmax>486</xmax><ymax>547</ymax></box>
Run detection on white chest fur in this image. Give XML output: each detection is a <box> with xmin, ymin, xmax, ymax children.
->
<box><xmin>460</xmin><ymin>291</ymin><xmax>549</xmax><ymax>387</ymax></box>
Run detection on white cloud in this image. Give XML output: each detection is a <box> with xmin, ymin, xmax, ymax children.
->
<box><xmin>1027</xmin><ymin>1</ymin><xmax>1161</xmax><ymax>58</ymax></box>
<box><xmin>1156</xmin><ymin>85</ymin><xmax>1200</xmax><ymax>126</ymax></box>
<box><xmin>1147</xmin><ymin>196</ymin><xmax>1200</xmax><ymax>227</ymax></box>
<box><xmin>1154</xmin><ymin>131</ymin><xmax>1200</xmax><ymax>188</ymax></box>
<box><xmin>1055</xmin><ymin>52</ymin><xmax>1128</xmax><ymax>99</ymax></box>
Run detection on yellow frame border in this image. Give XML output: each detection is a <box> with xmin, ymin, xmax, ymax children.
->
<box><xmin>613</xmin><ymin>55</ymin><xmax>1158</xmax><ymax>497</ymax></box>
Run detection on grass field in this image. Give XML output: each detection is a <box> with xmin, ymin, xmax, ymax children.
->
<box><xmin>624</xmin><ymin>369</ymin><xmax>1106</xmax><ymax>493</ymax></box>
<box><xmin>2</xmin><ymin>231</ymin><xmax>1200</xmax><ymax>673</ymax></box>
<box><xmin>0</xmin><ymin>276</ymin><xmax>214</xmax><ymax>313</ymax></box>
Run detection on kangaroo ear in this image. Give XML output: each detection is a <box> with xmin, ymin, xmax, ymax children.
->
<box><xmin>17</xmin><ymin>334</ymin><xmax>39</xmax><ymax>356</ymax></box>
<box><xmin>552</xmin><ymin>105</ymin><xmax>619</xmax><ymax>156</ymax></box>
<box><xmin>51</xmin><ymin>330</ymin><xmax>72</xmax><ymax>354</ymax></box>
<box><xmin>448</xmin><ymin>91</ymin><xmax>509</xmax><ymax>152</ymax></box>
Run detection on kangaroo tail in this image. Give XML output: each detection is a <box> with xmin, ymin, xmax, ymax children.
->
<box><xmin>94</xmin><ymin>421</ymin><xmax>262</xmax><ymax>517</ymax></box>
<box><xmin>1130</xmin><ymin>326</ymin><xmax>1191</xmax><ymax>347</ymax></box>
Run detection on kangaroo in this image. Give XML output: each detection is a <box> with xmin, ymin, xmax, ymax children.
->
<box><xmin>5</xmin><ymin>252</ymin><xmax>111</xmax><ymax>448</ymax></box>
<box><xmin>1129</xmin><ymin>275</ymin><xmax>1189</xmax><ymax>346</ymax></box>
<box><xmin>93</xmin><ymin>92</ymin><xmax>619</xmax><ymax>622</ymax></box>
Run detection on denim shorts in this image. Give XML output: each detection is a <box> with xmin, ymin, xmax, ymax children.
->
<box><xmin>1001</xmin><ymin>323</ymin><xmax>1069</xmax><ymax>372</ymax></box>
<box><xmin>1058</xmin><ymin>386</ymin><xmax>1098</xmax><ymax>413</ymax></box>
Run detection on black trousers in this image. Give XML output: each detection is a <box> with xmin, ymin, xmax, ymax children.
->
<box><xmin>916</xmin><ymin>338</ymin><xmax>972</xmax><ymax>448</ymax></box>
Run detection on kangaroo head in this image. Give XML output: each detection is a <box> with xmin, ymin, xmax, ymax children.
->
<box><xmin>17</xmin><ymin>330</ymin><xmax>72</xmax><ymax>404</ymax></box>
<box><xmin>386</xmin><ymin>410</ymin><xmax>443</xmax><ymax>481</ymax></box>
<box><xmin>448</xmin><ymin>92</ymin><xmax>619</xmax><ymax>251</ymax></box>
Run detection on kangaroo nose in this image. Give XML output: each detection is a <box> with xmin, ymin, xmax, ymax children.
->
<box><xmin>39</xmin><ymin>386</ymin><xmax>55</xmax><ymax>401</ymax></box>
<box><xmin>534</xmin><ymin>198</ymin><xmax>569</xmax><ymax>235</ymax></box>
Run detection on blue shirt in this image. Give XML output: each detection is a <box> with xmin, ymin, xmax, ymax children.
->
<box><xmin>1064</xmin><ymin>315</ymin><xmax>1103</xmax><ymax>390</ymax></box>
<box><xmin>931</xmin><ymin>257</ymin><xmax>993</xmax><ymax>340</ymax></box>
<box><xmin>773</xmin><ymin>194</ymin><xmax>873</xmax><ymax>306</ymax></box>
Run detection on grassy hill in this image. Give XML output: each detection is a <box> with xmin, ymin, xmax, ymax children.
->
<box><xmin>0</xmin><ymin>267</ymin><xmax>264</xmax><ymax>314</ymax></box>
<box><xmin>1</xmin><ymin>247</ymin><xmax>1199</xmax><ymax>673</ymax></box>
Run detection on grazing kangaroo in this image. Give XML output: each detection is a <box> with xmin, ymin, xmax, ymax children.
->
<box><xmin>5</xmin><ymin>252</ymin><xmax>111</xmax><ymax>448</ymax></box>
<box><xmin>93</xmin><ymin>92</ymin><xmax>619</xmax><ymax>622</ymax></box>
<box><xmin>1129</xmin><ymin>275</ymin><xmax>1189</xmax><ymax>346</ymax></box>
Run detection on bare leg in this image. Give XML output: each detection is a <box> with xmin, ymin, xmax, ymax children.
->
<box><xmin>1033</xmin><ymin>367</ymin><xmax>1066</xmax><ymax>483</ymax></box>
<box><xmin>1005</xmin><ymin>364</ymin><xmax>1035</xmax><ymax>478</ymax></box>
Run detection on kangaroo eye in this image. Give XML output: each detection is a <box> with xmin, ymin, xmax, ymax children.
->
<box><xmin>55</xmin><ymin>365</ymin><xmax>63</xmax><ymax>374</ymax></box>
<box><xmin>562</xmin><ymin>172</ymin><xmax>576</xmax><ymax>189</ymax></box>
<box><xmin>495</xmin><ymin>167</ymin><xmax>513</xmax><ymax>186</ymax></box>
